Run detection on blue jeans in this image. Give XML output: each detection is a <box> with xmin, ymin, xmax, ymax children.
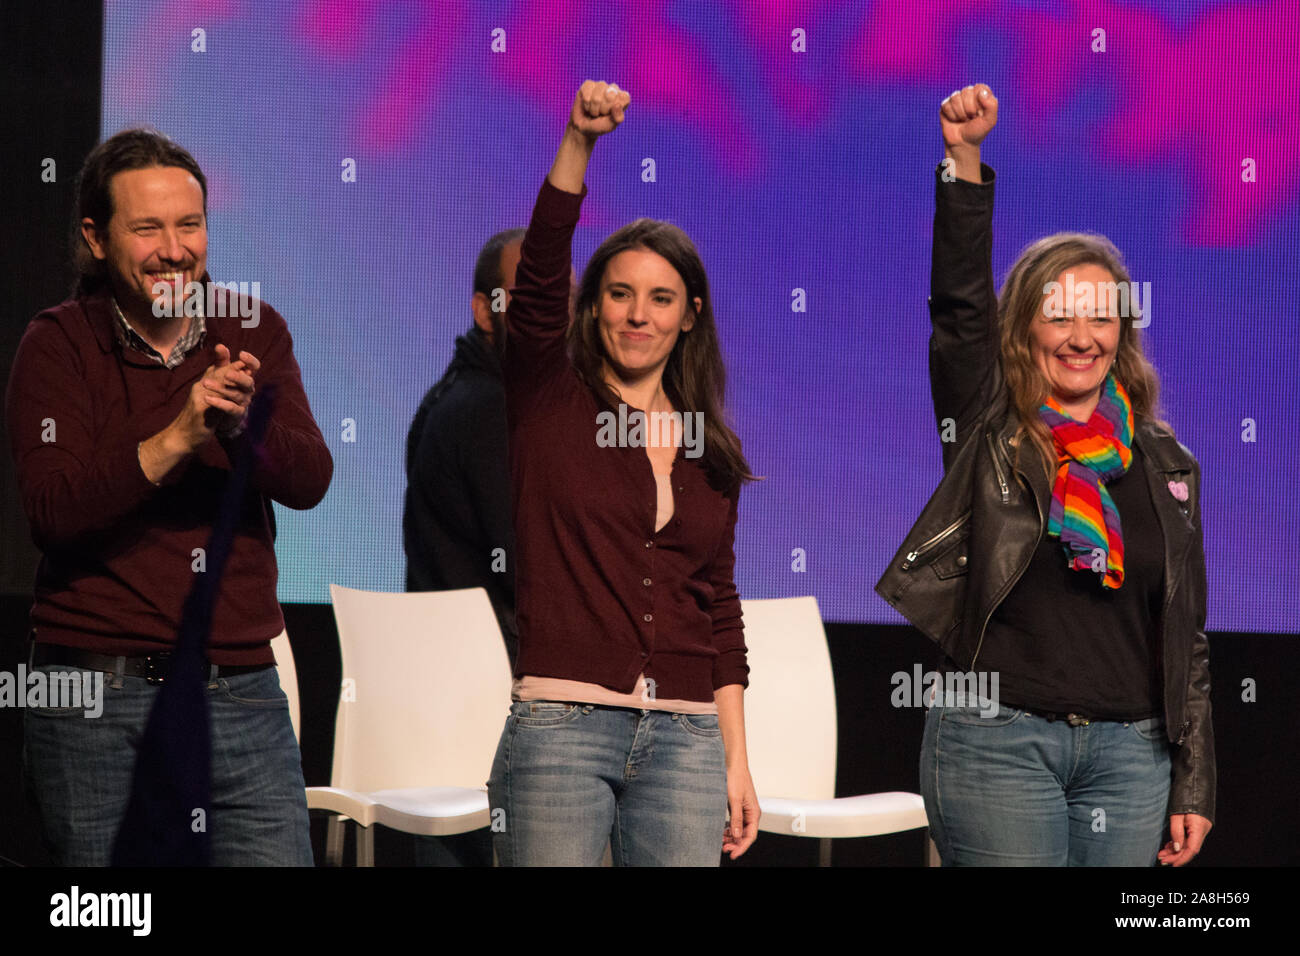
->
<box><xmin>23</xmin><ymin>663</ymin><xmax>313</xmax><ymax>866</ymax></box>
<box><xmin>487</xmin><ymin>701</ymin><xmax>727</xmax><ymax>866</ymax></box>
<box><xmin>921</xmin><ymin>702</ymin><xmax>1172</xmax><ymax>866</ymax></box>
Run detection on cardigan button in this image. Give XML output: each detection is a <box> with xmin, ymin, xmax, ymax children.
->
<box><xmin>643</xmin><ymin>578</ymin><xmax>652</xmax><ymax>586</ymax></box>
<box><xmin>643</xmin><ymin>614</ymin><xmax>653</xmax><ymax>623</ymax></box>
<box><xmin>644</xmin><ymin>540</ymin><xmax>653</xmax><ymax>549</ymax></box>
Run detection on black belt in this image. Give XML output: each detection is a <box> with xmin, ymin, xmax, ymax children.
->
<box><xmin>1019</xmin><ymin>708</ymin><xmax>1158</xmax><ymax>727</ymax></box>
<box><xmin>1021</xmin><ymin>709</ymin><xmax>1097</xmax><ymax>727</ymax></box>
<box><xmin>29</xmin><ymin>644</ymin><xmax>273</xmax><ymax>684</ymax></box>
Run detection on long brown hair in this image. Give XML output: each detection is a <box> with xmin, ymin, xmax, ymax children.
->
<box><xmin>569</xmin><ymin>219</ymin><xmax>756</xmax><ymax>494</ymax></box>
<box><xmin>997</xmin><ymin>232</ymin><xmax>1171</xmax><ymax>480</ymax></box>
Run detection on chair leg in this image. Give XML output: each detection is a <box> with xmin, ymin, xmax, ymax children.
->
<box><xmin>356</xmin><ymin>824</ymin><xmax>375</xmax><ymax>867</ymax></box>
<box><xmin>325</xmin><ymin>816</ymin><xmax>345</xmax><ymax>867</ymax></box>
<box><xmin>818</xmin><ymin>837</ymin><xmax>833</xmax><ymax>867</ymax></box>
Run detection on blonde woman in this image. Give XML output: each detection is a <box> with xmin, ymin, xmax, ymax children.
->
<box><xmin>877</xmin><ymin>84</ymin><xmax>1214</xmax><ymax>866</ymax></box>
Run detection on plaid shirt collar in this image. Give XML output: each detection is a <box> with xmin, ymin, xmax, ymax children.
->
<box><xmin>111</xmin><ymin>296</ymin><xmax>206</xmax><ymax>369</ymax></box>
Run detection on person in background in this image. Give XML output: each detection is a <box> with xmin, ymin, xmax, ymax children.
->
<box><xmin>402</xmin><ymin>228</ymin><xmax>527</xmax><ymax>867</ymax></box>
<box><xmin>405</xmin><ymin>228</ymin><xmax>526</xmax><ymax>670</ymax></box>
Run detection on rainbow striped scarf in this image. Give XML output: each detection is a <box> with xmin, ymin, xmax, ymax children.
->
<box><xmin>1039</xmin><ymin>372</ymin><xmax>1134</xmax><ymax>589</ymax></box>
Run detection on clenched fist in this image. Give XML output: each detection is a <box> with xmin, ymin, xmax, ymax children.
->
<box><xmin>941</xmin><ymin>84</ymin><xmax>997</xmax><ymax>150</ymax></box>
<box><xmin>568</xmin><ymin>80</ymin><xmax>631</xmax><ymax>140</ymax></box>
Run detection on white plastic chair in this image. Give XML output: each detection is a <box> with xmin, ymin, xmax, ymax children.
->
<box><xmin>308</xmin><ymin>585</ymin><xmax>513</xmax><ymax>865</ymax></box>
<box><xmin>741</xmin><ymin>596</ymin><xmax>934</xmax><ymax>865</ymax></box>
<box><xmin>269</xmin><ymin>629</ymin><xmax>300</xmax><ymax>742</ymax></box>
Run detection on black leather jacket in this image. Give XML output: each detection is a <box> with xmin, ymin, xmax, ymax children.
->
<box><xmin>875</xmin><ymin>163</ymin><xmax>1215</xmax><ymax>824</ymax></box>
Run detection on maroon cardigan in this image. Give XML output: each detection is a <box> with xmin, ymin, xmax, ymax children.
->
<box><xmin>6</xmin><ymin>285</ymin><xmax>332</xmax><ymax>664</ymax></box>
<box><xmin>503</xmin><ymin>179</ymin><xmax>747</xmax><ymax>701</ymax></box>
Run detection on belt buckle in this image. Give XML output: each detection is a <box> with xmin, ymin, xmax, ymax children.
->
<box><xmin>1066</xmin><ymin>712</ymin><xmax>1090</xmax><ymax>727</ymax></box>
<box><xmin>144</xmin><ymin>652</ymin><xmax>172</xmax><ymax>685</ymax></box>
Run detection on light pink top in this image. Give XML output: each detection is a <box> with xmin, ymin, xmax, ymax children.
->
<box><xmin>513</xmin><ymin>472</ymin><xmax>719</xmax><ymax>715</ymax></box>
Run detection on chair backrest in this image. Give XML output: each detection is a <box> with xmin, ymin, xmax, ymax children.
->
<box><xmin>739</xmin><ymin>596</ymin><xmax>838</xmax><ymax>801</ymax></box>
<box><xmin>269</xmin><ymin>629</ymin><xmax>300</xmax><ymax>743</ymax></box>
<box><xmin>327</xmin><ymin>584</ymin><xmax>513</xmax><ymax>793</ymax></box>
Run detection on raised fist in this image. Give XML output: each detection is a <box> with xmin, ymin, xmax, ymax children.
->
<box><xmin>940</xmin><ymin>84</ymin><xmax>997</xmax><ymax>150</ymax></box>
<box><xmin>567</xmin><ymin>80</ymin><xmax>631</xmax><ymax>139</ymax></box>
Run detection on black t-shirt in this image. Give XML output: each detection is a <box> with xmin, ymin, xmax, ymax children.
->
<box><xmin>944</xmin><ymin>443</ymin><xmax>1165</xmax><ymax>720</ymax></box>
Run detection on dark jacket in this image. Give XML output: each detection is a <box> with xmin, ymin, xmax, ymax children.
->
<box><xmin>403</xmin><ymin>324</ymin><xmax>518</xmax><ymax>667</ymax></box>
<box><xmin>875</xmin><ymin>164</ymin><xmax>1215</xmax><ymax>823</ymax></box>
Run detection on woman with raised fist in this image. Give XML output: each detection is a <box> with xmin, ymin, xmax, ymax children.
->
<box><xmin>876</xmin><ymin>84</ymin><xmax>1214</xmax><ymax>866</ymax></box>
<box><xmin>486</xmin><ymin>80</ymin><xmax>760</xmax><ymax>866</ymax></box>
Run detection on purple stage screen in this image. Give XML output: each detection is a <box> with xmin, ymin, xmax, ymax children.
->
<box><xmin>102</xmin><ymin>0</ymin><xmax>1299</xmax><ymax>631</ymax></box>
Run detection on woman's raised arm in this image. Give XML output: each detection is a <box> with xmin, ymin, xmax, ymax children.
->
<box><xmin>939</xmin><ymin>84</ymin><xmax>995</xmax><ymax>183</ymax></box>
<box><xmin>548</xmin><ymin>81</ymin><xmax>629</xmax><ymax>193</ymax></box>
<box><xmin>503</xmin><ymin>82</ymin><xmax>631</xmax><ymax>395</ymax></box>
<box><xmin>928</xmin><ymin>84</ymin><xmax>999</xmax><ymax>465</ymax></box>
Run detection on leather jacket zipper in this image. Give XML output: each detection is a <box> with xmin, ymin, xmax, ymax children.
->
<box><xmin>985</xmin><ymin>429</ymin><xmax>1010</xmax><ymax>504</ymax></box>
<box><xmin>970</xmin><ymin>457</ymin><xmax>1044</xmax><ymax>671</ymax></box>
<box><xmin>901</xmin><ymin>511</ymin><xmax>970</xmax><ymax>570</ymax></box>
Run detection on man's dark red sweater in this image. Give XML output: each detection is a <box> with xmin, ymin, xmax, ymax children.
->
<box><xmin>5</xmin><ymin>285</ymin><xmax>332</xmax><ymax>665</ymax></box>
